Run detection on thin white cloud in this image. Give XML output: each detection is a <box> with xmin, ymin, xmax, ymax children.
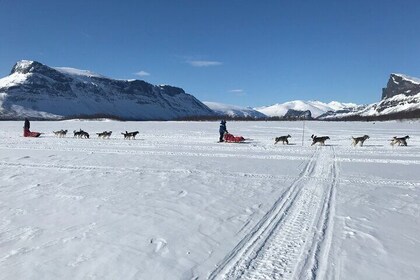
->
<box><xmin>134</xmin><ymin>70</ymin><xmax>150</xmax><ymax>77</ymax></box>
<box><xmin>229</xmin><ymin>89</ymin><xmax>246</xmax><ymax>96</ymax></box>
<box><xmin>187</xmin><ymin>60</ymin><xmax>222</xmax><ymax>67</ymax></box>
<box><xmin>229</xmin><ymin>89</ymin><xmax>244</xmax><ymax>93</ymax></box>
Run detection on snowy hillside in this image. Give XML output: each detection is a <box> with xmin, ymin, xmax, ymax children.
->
<box><xmin>0</xmin><ymin>60</ymin><xmax>214</xmax><ymax>120</ymax></box>
<box><xmin>203</xmin><ymin>101</ymin><xmax>267</xmax><ymax>118</ymax></box>
<box><xmin>1</xmin><ymin>120</ymin><xmax>419</xmax><ymax>279</ymax></box>
<box><xmin>255</xmin><ymin>100</ymin><xmax>359</xmax><ymax>118</ymax></box>
<box><xmin>359</xmin><ymin>92</ymin><xmax>420</xmax><ymax>117</ymax></box>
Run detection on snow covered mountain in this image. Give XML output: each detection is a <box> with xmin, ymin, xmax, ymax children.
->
<box><xmin>321</xmin><ymin>73</ymin><xmax>420</xmax><ymax>120</ymax></box>
<box><xmin>203</xmin><ymin>101</ymin><xmax>267</xmax><ymax>118</ymax></box>
<box><xmin>255</xmin><ymin>100</ymin><xmax>360</xmax><ymax>118</ymax></box>
<box><xmin>382</xmin><ymin>73</ymin><xmax>420</xmax><ymax>99</ymax></box>
<box><xmin>0</xmin><ymin>60</ymin><xmax>215</xmax><ymax>120</ymax></box>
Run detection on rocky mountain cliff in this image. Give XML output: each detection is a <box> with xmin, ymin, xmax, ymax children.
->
<box><xmin>283</xmin><ymin>109</ymin><xmax>312</xmax><ymax>120</ymax></box>
<box><xmin>0</xmin><ymin>60</ymin><xmax>214</xmax><ymax>120</ymax></box>
<box><xmin>382</xmin><ymin>74</ymin><xmax>420</xmax><ymax>99</ymax></box>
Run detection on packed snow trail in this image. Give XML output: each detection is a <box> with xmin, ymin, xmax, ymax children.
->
<box><xmin>208</xmin><ymin>146</ymin><xmax>337</xmax><ymax>280</ymax></box>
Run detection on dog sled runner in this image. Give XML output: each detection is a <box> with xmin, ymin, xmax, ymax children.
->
<box><xmin>223</xmin><ymin>133</ymin><xmax>246</xmax><ymax>143</ymax></box>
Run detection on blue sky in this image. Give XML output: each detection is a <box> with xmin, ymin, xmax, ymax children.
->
<box><xmin>1</xmin><ymin>0</ymin><xmax>420</xmax><ymax>107</ymax></box>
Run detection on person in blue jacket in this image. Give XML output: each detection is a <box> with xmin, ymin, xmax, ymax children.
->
<box><xmin>219</xmin><ymin>120</ymin><xmax>228</xmax><ymax>142</ymax></box>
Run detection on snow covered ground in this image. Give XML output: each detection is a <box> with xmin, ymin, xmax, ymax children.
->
<box><xmin>0</xmin><ymin>120</ymin><xmax>419</xmax><ymax>280</ymax></box>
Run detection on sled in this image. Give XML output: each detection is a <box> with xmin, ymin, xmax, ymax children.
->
<box><xmin>223</xmin><ymin>133</ymin><xmax>246</xmax><ymax>143</ymax></box>
<box><xmin>24</xmin><ymin>129</ymin><xmax>42</xmax><ymax>138</ymax></box>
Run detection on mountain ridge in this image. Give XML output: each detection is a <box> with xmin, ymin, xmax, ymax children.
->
<box><xmin>0</xmin><ymin>60</ymin><xmax>214</xmax><ymax>120</ymax></box>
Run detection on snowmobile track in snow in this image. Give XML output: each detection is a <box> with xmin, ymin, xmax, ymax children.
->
<box><xmin>208</xmin><ymin>146</ymin><xmax>338</xmax><ymax>280</ymax></box>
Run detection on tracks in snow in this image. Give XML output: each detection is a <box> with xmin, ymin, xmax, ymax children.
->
<box><xmin>2</xmin><ymin>144</ymin><xmax>420</xmax><ymax>164</ymax></box>
<box><xmin>208</xmin><ymin>147</ymin><xmax>337</xmax><ymax>280</ymax></box>
<box><xmin>1</xmin><ymin>160</ymin><xmax>417</xmax><ymax>188</ymax></box>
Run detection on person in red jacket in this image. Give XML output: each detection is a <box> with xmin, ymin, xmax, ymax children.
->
<box><xmin>23</xmin><ymin>118</ymin><xmax>42</xmax><ymax>137</ymax></box>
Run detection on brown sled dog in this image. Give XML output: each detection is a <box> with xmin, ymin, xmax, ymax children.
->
<box><xmin>352</xmin><ymin>135</ymin><xmax>369</xmax><ymax>147</ymax></box>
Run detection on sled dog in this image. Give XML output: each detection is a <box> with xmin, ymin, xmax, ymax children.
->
<box><xmin>390</xmin><ymin>135</ymin><xmax>410</xmax><ymax>146</ymax></box>
<box><xmin>73</xmin><ymin>129</ymin><xmax>89</xmax><ymax>139</ymax></box>
<box><xmin>311</xmin><ymin>134</ymin><xmax>330</xmax><ymax>146</ymax></box>
<box><xmin>80</xmin><ymin>130</ymin><xmax>89</xmax><ymax>139</ymax></box>
<box><xmin>97</xmin><ymin>131</ymin><xmax>112</xmax><ymax>139</ymax></box>
<box><xmin>352</xmin><ymin>135</ymin><xmax>369</xmax><ymax>147</ymax></box>
<box><xmin>274</xmin><ymin>135</ymin><xmax>291</xmax><ymax>145</ymax></box>
<box><xmin>121</xmin><ymin>131</ymin><xmax>139</xmax><ymax>140</ymax></box>
<box><xmin>73</xmin><ymin>130</ymin><xmax>82</xmax><ymax>138</ymax></box>
<box><xmin>53</xmin><ymin>129</ymin><xmax>68</xmax><ymax>138</ymax></box>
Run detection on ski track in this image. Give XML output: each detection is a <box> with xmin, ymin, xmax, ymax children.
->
<box><xmin>208</xmin><ymin>146</ymin><xmax>338</xmax><ymax>280</ymax></box>
<box><xmin>1</xmin><ymin>144</ymin><xmax>419</xmax><ymax>165</ymax></box>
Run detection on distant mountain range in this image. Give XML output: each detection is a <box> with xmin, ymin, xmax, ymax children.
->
<box><xmin>0</xmin><ymin>60</ymin><xmax>419</xmax><ymax>120</ymax></box>
<box><xmin>255</xmin><ymin>100</ymin><xmax>362</xmax><ymax>119</ymax></box>
<box><xmin>210</xmin><ymin>74</ymin><xmax>420</xmax><ymax>120</ymax></box>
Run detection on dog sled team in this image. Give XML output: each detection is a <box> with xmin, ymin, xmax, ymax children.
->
<box><xmin>23</xmin><ymin>118</ymin><xmax>412</xmax><ymax>147</ymax></box>
<box><xmin>218</xmin><ymin>120</ymin><xmax>411</xmax><ymax>147</ymax></box>
<box><xmin>23</xmin><ymin>119</ymin><xmax>138</xmax><ymax>140</ymax></box>
<box><xmin>51</xmin><ymin>128</ymin><xmax>138</xmax><ymax>140</ymax></box>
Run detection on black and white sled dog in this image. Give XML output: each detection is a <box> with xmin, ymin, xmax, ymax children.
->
<box><xmin>121</xmin><ymin>131</ymin><xmax>139</xmax><ymax>140</ymax></box>
<box><xmin>390</xmin><ymin>135</ymin><xmax>410</xmax><ymax>146</ymax></box>
<box><xmin>352</xmin><ymin>135</ymin><xmax>369</xmax><ymax>147</ymax></box>
<box><xmin>73</xmin><ymin>129</ymin><xmax>89</xmax><ymax>139</ymax></box>
<box><xmin>274</xmin><ymin>135</ymin><xmax>291</xmax><ymax>145</ymax></box>
<box><xmin>97</xmin><ymin>131</ymin><xmax>112</xmax><ymax>139</ymax></box>
<box><xmin>311</xmin><ymin>134</ymin><xmax>330</xmax><ymax>146</ymax></box>
<box><xmin>53</xmin><ymin>129</ymin><xmax>68</xmax><ymax>138</ymax></box>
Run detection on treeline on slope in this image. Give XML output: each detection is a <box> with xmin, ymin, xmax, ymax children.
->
<box><xmin>323</xmin><ymin>109</ymin><xmax>420</xmax><ymax>121</ymax></box>
<box><xmin>174</xmin><ymin>115</ymin><xmax>313</xmax><ymax>121</ymax></box>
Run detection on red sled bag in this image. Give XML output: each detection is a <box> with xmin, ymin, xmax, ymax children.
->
<box><xmin>24</xmin><ymin>129</ymin><xmax>42</xmax><ymax>138</ymax></box>
<box><xmin>223</xmin><ymin>133</ymin><xmax>245</xmax><ymax>143</ymax></box>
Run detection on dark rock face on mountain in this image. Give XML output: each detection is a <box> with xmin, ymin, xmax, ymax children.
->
<box><xmin>0</xmin><ymin>60</ymin><xmax>215</xmax><ymax>120</ymax></box>
<box><xmin>284</xmin><ymin>109</ymin><xmax>312</xmax><ymax>119</ymax></box>
<box><xmin>382</xmin><ymin>74</ymin><xmax>420</xmax><ymax>99</ymax></box>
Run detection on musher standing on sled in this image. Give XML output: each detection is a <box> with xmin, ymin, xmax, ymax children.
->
<box><xmin>219</xmin><ymin>120</ymin><xmax>228</xmax><ymax>142</ymax></box>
